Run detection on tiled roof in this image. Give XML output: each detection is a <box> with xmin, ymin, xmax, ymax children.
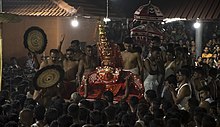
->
<box><xmin>2</xmin><ymin>0</ymin><xmax>74</xmax><ymax>17</ymax></box>
<box><xmin>2</xmin><ymin>0</ymin><xmax>220</xmax><ymax>20</ymax></box>
<box><xmin>64</xmin><ymin>0</ymin><xmax>120</xmax><ymax>18</ymax></box>
<box><xmin>159</xmin><ymin>0</ymin><xmax>220</xmax><ymax>20</ymax></box>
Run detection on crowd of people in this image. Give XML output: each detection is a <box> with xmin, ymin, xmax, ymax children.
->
<box><xmin>0</xmin><ymin>22</ymin><xmax>220</xmax><ymax>127</ymax></box>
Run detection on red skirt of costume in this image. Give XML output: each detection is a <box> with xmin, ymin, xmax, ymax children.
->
<box><xmin>78</xmin><ymin>70</ymin><xmax>144</xmax><ymax>101</ymax></box>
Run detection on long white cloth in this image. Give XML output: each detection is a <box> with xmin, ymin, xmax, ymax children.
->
<box><xmin>144</xmin><ymin>74</ymin><xmax>159</xmax><ymax>92</ymax></box>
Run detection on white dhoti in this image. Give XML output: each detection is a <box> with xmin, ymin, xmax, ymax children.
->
<box><xmin>144</xmin><ymin>74</ymin><xmax>159</xmax><ymax>92</ymax></box>
<box><xmin>123</xmin><ymin>67</ymin><xmax>139</xmax><ymax>75</ymax></box>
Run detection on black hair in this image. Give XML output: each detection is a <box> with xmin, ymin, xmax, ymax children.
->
<box><xmin>145</xmin><ymin>90</ymin><xmax>157</xmax><ymax>101</ymax></box>
<box><xmin>201</xmin><ymin>115</ymin><xmax>216</xmax><ymax>127</ymax></box>
<box><xmin>150</xmin><ymin>46</ymin><xmax>161</xmax><ymax>52</ymax></box>
<box><xmin>104</xmin><ymin>105</ymin><xmax>117</xmax><ymax>121</ymax></box>
<box><xmin>67</xmin><ymin>103</ymin><xmax>79</xmax><ymax>119</ymax></box>
<box><xmin>103</xmin><ymin>91</ymin><xmax>114</xmax><ymax>103</ymax></box>
<box><xmin>166</xmin><ymin>118</ymin><xmax>181</xmax><ymax>127</ymax></box>
<box><xmin>123</xmin><ymin>37</ymin><xmax>134</xmax><ymax>44</ymax></box>
<box><xmin>193</xmin><ymin>67</ymin><xmax>205</xmax><ymax>76</ymax></box>
<box><xmin>34</xmin><ymin>105</ymin><xmax>45</xmax><ymax>121</ymax></box>
<box><xmin>71</xmin><ymin>40</ymin><xmax>80</xmax><ymax>45</ymax></box>
<box><xmin>79</xmin><ymin>99</ymin><xmax>93</xmax><ymax>110</ymax></box>
<box><xmin>209</xmin><ymin>67</ymin><xmax>218</xmax><ymax>77</ymax></box>
<box><xmin>129</xmin><ymin>96</ymin><xmax>139</xmax><ymax>108</ymax></box>
<box><xmin>86</xmin><ymin>45</ymin><xmax>93</xmax><ymax>49</ymax></box>
<box><xmin>177</xmin><ymin>68</ymin><xmax>190</xmax><ymax>78</ymax></box>
<box><xmin>165</xmin><ymin>74</ymin><xmax>177</xmax><ymax>86</ymax></box>
<box><xmin>44</xmin><ymin>108</ymin><xmax>59</xmax><ymax>125</ymax></box>
<box><xmin>152</xmin><ymin>36</ymin><xmax>161</xmax><ymax>43</ymax></box>
<box><xmin>119</xmin><ymin>101</ymin><xmax>130</xmax><ymax>112</ymax></box>
<box><xmin>57</xmin><ymin>114</ymin><xmax>73</xmax><ymax>127</ymax></box>
<box><xmin>66</xmin><ymin>48</ymin><xmax>74</xmax><ymax>53</ymax></box>
<box><xmin>121</xmin><ymin>112</ymin><xmax>137</xmax><ymax>127</ymax></box>
<box><xmin>89</xmin><ymin>110</ymin><xmax>103</xmax><ymax>125</ymax></box>
<box><xmin>50</xmin><ymin>49</ymin><xmax>59</xmax><ymax>54</ymax></box>
<box><xmin>93</xmin><ymin>99</ymin><xmax>104</xmax><ymax>112</ymax></box>
<box><xmin>137</xmin><ymin>103</ymin><xmax>149</xmax><ymax>119</ymax></box>
<box><xmin>79</xmin><ymin>107</ymin><xmax>90</xmax><ymax>122</ymax></box>
<box><xmin>199</xmin><ymin>86</ymin><xmax>210</xmax><ymax>92</ymax></box>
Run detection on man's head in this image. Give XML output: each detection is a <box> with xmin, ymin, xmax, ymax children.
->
<box><xmin>176</xmin><ymin>68</ymin><xmax>190</xmax><ymax>83</ymax></box>
<box><xmin>166</xmin><ymin>50</ymin><xmax>175</xmax><ymax>61</ymax></box>
<box><xmin>65</xmin><ymin>48</ymin><xmax>74</xmax><ymax>60</ymax></box>
<box><xmin>150</xmin><ymin>36</ymin><xmax>161</xmax><ymax>47</ymax></box>
<box><xmin>70</xmin><ymin>40</ymin><xmax>80</xmax><ymax>51</ymax></box>
<box><xmin>123</xmin><ymin>37</ymin><xmax>134</xmax><ymax>52</ymax></box>
<box><xmin>85</xmin><ymin>45</ymin><xmax>93</xmax><ymax>57</ymax></box>
<box><xmin>50</xmin><ymin>49</ymin><xmax>60</xmax><ymax>62</ymax></box>
<box><xmin>165</xmin><ymin>74</ymin><xmax>177</xmax><ymax>87</ymax></box>
<box><xmin>193</xmin><ymin>67</ymin><xmax>205</xmax><ymax>79</ymax></box>
<box><xmin>203</xmin><ymin>46</ymin><xmax>209</xmax><ymax>54</ymax></box>
<box><xmin>174</xmin><ymin>47</ymin><xmax>184</xmax><ymax>58</ymax></box>
<box><xmin>144</xmin><ymin>90</ymin><xmax>157</xmax><ymax>103</ymax></box>
<box><xmin>150</xmin><ymin>46</ymin><xmax>161</xmax><ymax>60</ymax></box>
<box><xmin>199</xmin><ymin>86</ymin><xmax>210</xmax><ymax>101</ymax></box>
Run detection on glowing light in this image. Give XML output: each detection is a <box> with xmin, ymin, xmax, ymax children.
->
<box><xmin>71</xmin><ymin>19</ymin><xmax>79</xmax><ymax>27</ymax></box>
<box><xmin>193</xmin><ymin>22</ymin><xmax>201</xmax><ymax>29</ymax></box>
<box><xmin>163</xmin><ymin>18</ymin><xmax>186</xmax><ymax>23</ymax></box>
<box><xmin>103</xmin><ymin>17</ymin><xmax>111</xmax><ymax>23</ymax></box>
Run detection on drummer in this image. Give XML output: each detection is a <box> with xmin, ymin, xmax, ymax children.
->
<box><xmin>61</xmin><ymin>48</ymin><xmax>80</xmax><ymax>99</ymax></box>
<box><xmin>57</xmin><ymin>36</ymin><xmax>83</xmax><ymax>99</ymax></box>
<box><xmin>33</xmin><ymin>48</ymin><xmax>63</xmax><ymax>107</ymax></box>
<box><xmin>39</xmin><ymin>49</ymin><xmax>63</xmax><ymax>69</ymax></box>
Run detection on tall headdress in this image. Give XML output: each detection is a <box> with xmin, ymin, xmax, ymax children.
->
<box><xmin>97</xmin><ymin>23</ymin><xmax>123</xmax><ymax>68</ymax></box>
<box><xmin>95</xmin><ymin>22</ymin><xmax>123</xmax><ymax>82</ymax></box>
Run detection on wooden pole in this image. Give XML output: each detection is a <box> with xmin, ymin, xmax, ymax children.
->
<box><xmin>0</xmin><ymin>0</ymin><xmax>2</xmax><ymax>91</ymax></box>
<box><xmin>0</xmin><ymin>23</ymin><xmax>2</xmax><ymax>91</ymax></box>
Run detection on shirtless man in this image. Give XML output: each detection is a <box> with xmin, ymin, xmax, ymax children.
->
<box><xmin>69</xmin><ymin>40</ymin><xmax>85</xmax><ymax>61</ymax></box>
<box><xmin>77</xmin><ymin>45</ymin><xmax>99</xmax><ymax>84</ymax></box>
<box><xmin>60</xmin><ymin>48</ymin><xmax>81</xmax><ymax>99</ymax></box>
<box><xmin>121</xmin><ymin>37</ymin><xmax>143</xmax><ymax>76</ymax></box>
<box><xmin>63</xmin><ymin>48</ymin><xmax>79</xmax><ymax>81</ymax></box>
<box><xmin>39</xmin><ymin>49</ymin><xmax>63</xmax><ymax>69</ymax></box>
<box><xmin>33</xmin><ymin>48</ymin><xmax>62</xmax><ymax>107</ymax></box>
<box><xmin>57</xmin><ymin>36</ymin><xmax>82</xmax><ymax>99</ymax></box>
<box><xmin>57</xmin><ymin>36</ymin><xmax>80</xmax><ymax>81</ymax></box>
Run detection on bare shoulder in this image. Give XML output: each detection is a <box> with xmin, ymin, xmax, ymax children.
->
<box><xmin>199</xmin><ymin>101</ymin><xmax>209</xmax><ymax>109</ymax></box>
<box><xmin>133</xmin><ymin>52</ymin><xmax>140</xmax><ymax>56</ymax></box>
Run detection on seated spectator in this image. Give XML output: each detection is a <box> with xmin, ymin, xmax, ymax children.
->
<box><xmin>202</xmin><ymin>46</ymin><xmax>213</xmax><ymax>59</ymax></box>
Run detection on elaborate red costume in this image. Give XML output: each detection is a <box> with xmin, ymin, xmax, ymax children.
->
<box><xmin>78</xmin><ymin>23</ymin><xmax>144</xmax><ymax>101</ymax></box>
